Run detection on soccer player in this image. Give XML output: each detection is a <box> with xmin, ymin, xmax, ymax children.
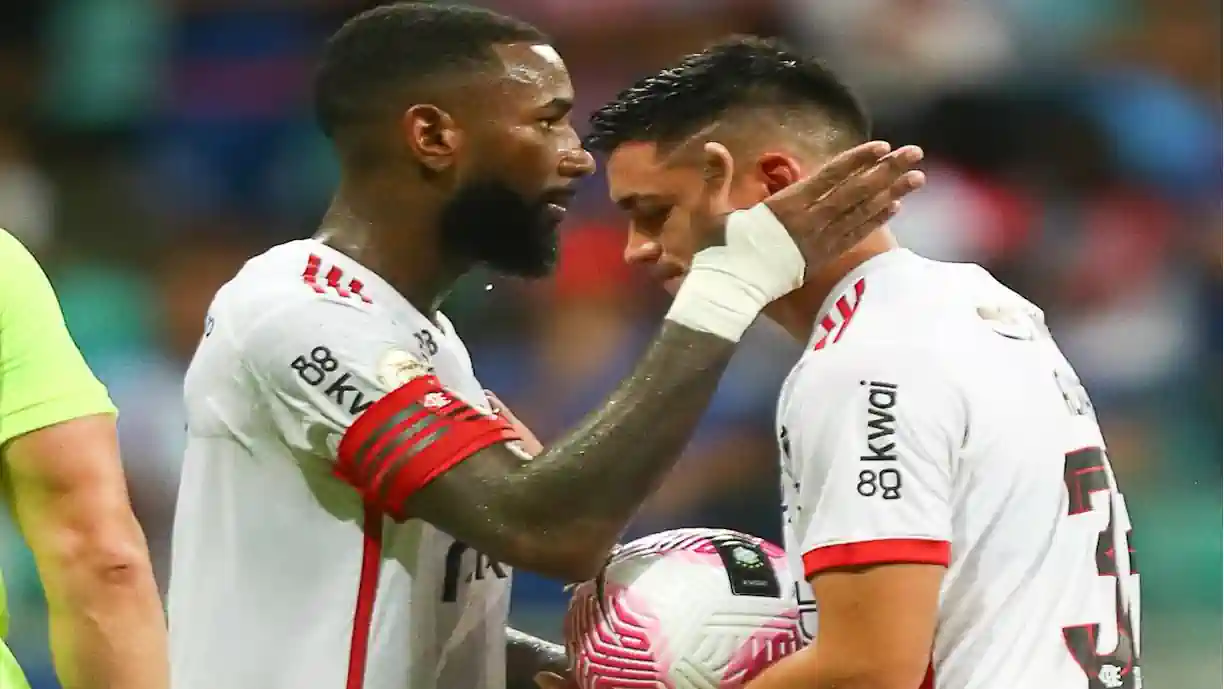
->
<box><xmin>166</xmin><ymin>4</ymin><xmax>925</xmax><ymax>689</ymax></box>
<box><xmin>0</xmin><ymin>228</ymin><xmax>168</xmax><ymax>689</ymax></box>
<box><xmin>585</xmin><ymin>37</ymin><xmax>1141</xmax><ymax>689</ymax></box>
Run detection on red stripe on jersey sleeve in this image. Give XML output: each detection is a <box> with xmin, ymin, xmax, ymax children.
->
<box><xmin>802</xmin><ymin>538</ymin><xmax>951</xmax><ymax>578</ymax></box>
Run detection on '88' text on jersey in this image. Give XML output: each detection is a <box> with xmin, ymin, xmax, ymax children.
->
<box><xmin>290</xmin><ymin>346</ymin><xmax>374</xmax><ymax>416</ymax></box>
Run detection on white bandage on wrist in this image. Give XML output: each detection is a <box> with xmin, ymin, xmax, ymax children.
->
<box><xmin>665</xmin><ymin>203</ymin><xmax>805</xmax><ymax>342</ymax></box>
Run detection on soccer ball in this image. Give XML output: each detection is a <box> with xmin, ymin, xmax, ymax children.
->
<box><xmin>565</xmin><ymin>528</ymin><xmax>810</xmax><ymax>689</ymax></box>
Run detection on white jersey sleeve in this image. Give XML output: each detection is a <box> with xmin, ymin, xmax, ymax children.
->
<box><xmin>780</xmin><ymin>343</ymin><xmax>967</xmax><ymax>579</ymax></box>
<box><xmin>241</xmin><ymin>295</ymin><xmax>426</xmax><ymax>463</ymax></box>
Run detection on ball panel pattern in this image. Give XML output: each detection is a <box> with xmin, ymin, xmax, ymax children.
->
<box><xmin>566</xmin><ymin>529</ymin><xmax>805</xmax><ymax>689</ymax></box>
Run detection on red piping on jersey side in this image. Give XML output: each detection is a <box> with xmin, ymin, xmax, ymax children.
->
<box><xmin>346</xmin><ymin>506</ymin><xmax>383</xmax><ymax>689</ymax></box>
<box><xmin>921</xmin><ymin>661</ymin><xmax>934</xmax><ymax>689</ymax></box>
<box><xmin>802</xmin><ymin>538</ymin><xmax>951</xmax><ymax>578</ymax></box>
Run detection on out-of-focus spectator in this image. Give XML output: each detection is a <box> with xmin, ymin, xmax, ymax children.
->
<box><xmin>0</xmin><ymin>124</ymin><xmax>55</xmax><ymax>251</ymax></box>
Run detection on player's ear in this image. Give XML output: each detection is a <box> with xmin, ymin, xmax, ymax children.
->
<box><xmin>754</xmin><ymin>152</ymin><xmax>803</xmax><ymax>196</ymax></box>
<box><xmin>402</xmin><ymin>104</ymin><xmax>462</xmax><ymax>172</ymax></box>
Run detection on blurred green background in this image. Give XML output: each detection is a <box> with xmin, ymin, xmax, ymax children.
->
<box><xmin>0</xmin><ymin>0</ymin><xmax>1218</xmax><ymax>686</ymax></box>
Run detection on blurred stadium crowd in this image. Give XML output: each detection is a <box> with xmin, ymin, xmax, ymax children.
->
<box><xmin>0</xmin><ymin>0</ymin><xmax>1218</xmax><ymax>686</ymax></box>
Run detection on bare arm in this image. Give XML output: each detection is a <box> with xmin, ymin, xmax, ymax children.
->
<box><xmin>744</xmin><ymin>565</ymin><xmax>943</xmax><ymax>689</ymax></box>
<box><xmin>506</xmin><ymin>627</ymin><xmax>568</xmax><ymax>689</ymax></box>
<box><xmin>407</xmin><ymin>323</ymin><xmax>733</xmax><ymax>580</ymax></box>
<box><xmin>3</xmin><ymin>414</ymin><xmax>168</xmax><ymax>689</ymax></box>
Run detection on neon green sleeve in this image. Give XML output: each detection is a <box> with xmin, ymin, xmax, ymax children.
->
<box><xmin>0</xmin><ymin>229</ymin><xmax>115</xmax><ymax>446</ymax></box>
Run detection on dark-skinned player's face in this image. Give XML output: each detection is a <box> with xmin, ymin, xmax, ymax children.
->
<box><xmin>438</xmin><ymin>43</ymin><xmax>595</xmax><ymax>278</ymax></box>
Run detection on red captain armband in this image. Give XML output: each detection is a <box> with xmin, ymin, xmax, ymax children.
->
<box><xmin>335</xmin><ymin>375</ymin><xmax>520</xmax><ymax>520</ymax></box>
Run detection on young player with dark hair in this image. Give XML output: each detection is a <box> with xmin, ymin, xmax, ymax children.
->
<box><xmin>578</xmin><ymin>35</ymin><xmax>1141</xmax><ymax>689</ymax></box>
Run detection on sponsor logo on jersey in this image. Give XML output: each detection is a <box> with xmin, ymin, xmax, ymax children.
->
<box><xmin>858</xmin><ymin>380</ymin><xmax>902</xmax><ymax>500</ymax></box>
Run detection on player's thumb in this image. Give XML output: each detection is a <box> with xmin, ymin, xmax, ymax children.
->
<box><xmin>533</xmin><ymin>671</ymin><xmax>569</xmax><ymax>689</ymax></box>
<box><xmin>700</xmin><ymin>141</ymin><xmax>735</xmax><ymax>215</ymax></box>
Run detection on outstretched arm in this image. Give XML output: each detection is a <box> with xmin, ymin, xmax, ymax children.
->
<box><xmin>259</xmin><ymin>142</ymin><xmax>923</xmax><ymax>581</ymax></box>
<box><xmin>341</xmin><ymin>143</ymin><xmax>924</xmax><ymax>580</ymax></box>
<box><xmin>394</xmin><ymin>324</ymin><xmax>735</xmax><ymax>580</ymax></box>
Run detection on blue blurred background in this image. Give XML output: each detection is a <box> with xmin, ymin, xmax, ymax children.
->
<box><xmin>0</xmin><ymin>0</ymin><xmax>1218</xmax><ymax>686</ymax></box>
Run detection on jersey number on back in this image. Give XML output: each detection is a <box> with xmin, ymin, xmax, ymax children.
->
<box><xmin>1062</xmin><ymin>447</ymin><xmax>1141</xmax><ymax>689</ymax></box>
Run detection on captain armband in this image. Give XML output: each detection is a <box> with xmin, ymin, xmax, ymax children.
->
<box><xmin>335</xmin><ymin>374</ymin><xmax>519</xmax><ymax>520</ymax></box>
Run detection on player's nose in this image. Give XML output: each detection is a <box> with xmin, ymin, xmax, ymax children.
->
<box><xmin>559</xmin><ymin>147</ymin><xmax>596</xmax><ymax>179</ymax></box>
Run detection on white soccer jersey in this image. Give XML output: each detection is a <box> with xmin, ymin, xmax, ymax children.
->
<box><xmin>778</xmin><ymin>249</ymin><xmax>1141</xmax><ymax>689</ymax></box>
<box><xmin>169</xmin><ymin>240</ymin><xmax>511</xmax><ymax>689</ymax></box>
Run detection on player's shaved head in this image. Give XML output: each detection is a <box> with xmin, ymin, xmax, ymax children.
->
<box><xmin>586</xmin><ymin>36</ymin><xmax>870</xmax><ymax>158</ymax></box>
<box><xmin>314</xmin><ymin>2</ymin><xmax>547</xmax><ymax>145</ymax></box>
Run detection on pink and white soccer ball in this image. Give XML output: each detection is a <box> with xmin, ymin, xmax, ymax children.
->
<box><xmin>565</xmin><ymin>528</ymin><xmax>809</xmax><ymax>689</ymax></box>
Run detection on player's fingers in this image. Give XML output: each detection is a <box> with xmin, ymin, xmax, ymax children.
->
<box><xmin>698</xmin><ymin>141</ymin><xmax>735</xmax><ymax>217</ymax></box>
<box><xmin>798</xmin><ymin>146</ymin><xmax>923</xmax><ymax>230</ymax></box>
<box><xmin>804</xmin><ymin>170</ymin><xmax>921</xmax><ymax>261</ymax></box>
<box><xmin>485</xmin><ymin>390</ymin><xmax>505</xmax><ymax>415</ymax></box>
<box><xmin>783</xmin><ymin>140</ymin><xmax>892</xmax><ymax>203</ymax></box>
<box><xmin>839</xmin><ymin>198</ymin><xmax>903</xmax><ymax>251</ymax></box>
<box><xmin>821</xmin><ymin>145</ymin><xmax>924</xmax><ymax>210</ymax></box>
<box><xmin>825</xmin><ymin>169</ymin><xmax>925</xmax><ymax>236</ymax></box>
<box><xmin>811</xmin><ymin>200</ymin><xmax>903</xmax><ymax>265</ymax></box>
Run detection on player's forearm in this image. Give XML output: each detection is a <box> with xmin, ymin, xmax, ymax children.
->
<box><xmin>745</xmin><ymin>645</ymin><xmax>922</xmax><ymax>689</ymax></box>
<box><xmin>41</xmin><ymin>525</ymin><xmax>169</xmax><ymax>689</ymax></box>
<box><xmin>743</xmin><ymin>649</ymin><xmax>820</xmax><ymax>689</ymax></box>
<box><xmin>4</xmin><ymin>417</ymin><xmax>170</xmax><ymax>688</ymax></box>
<box><xmin>506</xmin><ymin>627</ymin><xmax>568</xmax><ymax>689</ymax></box>
<box><xmin>501</xmin><ymin>323</ymin><xmax>733</xmax><ymax>543</ymax></box>
<box><xmin>403</xmin><ymin>321</ymin><xmax>736</xmax><ymax>580</ymax></box>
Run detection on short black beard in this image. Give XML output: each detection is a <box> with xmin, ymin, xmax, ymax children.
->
<box><xmin>438</xmin><ymin>179</ymin><xmax>559</xmax><ymax>278</ymax></box>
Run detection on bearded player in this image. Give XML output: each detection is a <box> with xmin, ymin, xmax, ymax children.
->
<box><xmin>580</xmin><ymin>36</ymin><xmax>1142</xmax><ymax>689</ymax></box>
<box><xmin>165</xmin><ymin>4</ymin><xmax>926</xmax><ymax>689</ymax></box>
<box><xmin>0</xmin><ymin>229</ymin><xmax>168</xmax><ymax>689</ymax></box>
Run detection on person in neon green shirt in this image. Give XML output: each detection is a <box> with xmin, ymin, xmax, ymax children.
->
<box><xmin>0</xmin><ymin>229</ymin><xmax>168</xmax><ymax>689</ymax></box>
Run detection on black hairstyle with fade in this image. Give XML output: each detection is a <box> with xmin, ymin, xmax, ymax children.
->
<box><xmin>314</xmin><ymin>2</ymin><xmax>547</xmax><ymax>139</ymax></box>
<box><xmin>586</xmin><ymin>36</ymin><xmax>870</xmax><ymax>155</ymax></box>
